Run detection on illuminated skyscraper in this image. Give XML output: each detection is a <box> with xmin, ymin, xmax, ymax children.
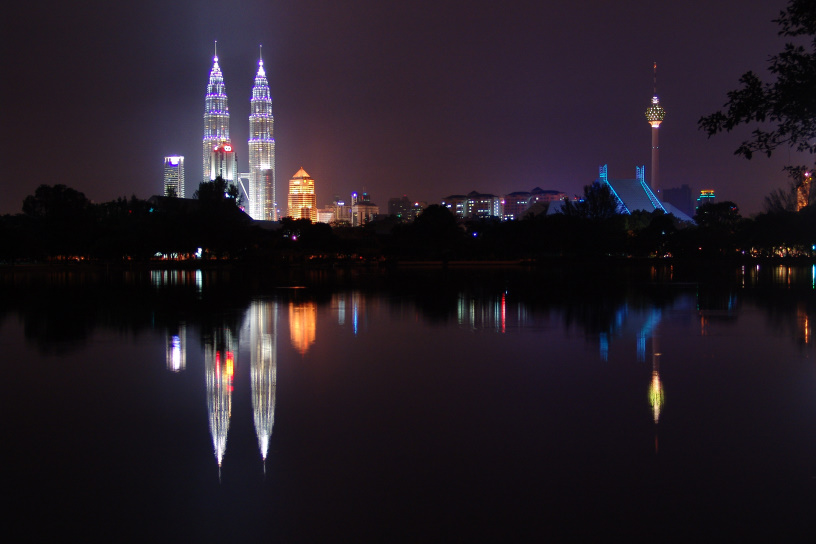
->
<box><xmin>645</xmin><ymin>62</ymin><xmax>666</xmax><ymax>195</ymax></box>
<box><xmin>163</xmin><ymin>156</ymin><xmax>185</xmax><ymax>198</ymax></box>
<box><xmin>287</xmin><ymin>167</ymin><xmax>317</xmax><ymax>222</ymax></box>
<box><xmin>203</xmin><ymin>44</ymin><xmax>230</xmax><ymax>183</ymax></box>
<box><xmin>248</xmin><ymin>48</ymin><xmax>276</xmax><ymax>220</ymax></box>
<box><xmin>209</xmin><ymin>141</ymin><xmax>238</xmax><ymax>183</ymax></box>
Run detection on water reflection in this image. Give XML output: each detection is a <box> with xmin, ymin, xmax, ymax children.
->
<box><xmin>151</xmin><ymin>269</ymin><xmax>203</xmax><ymax>292</ymax></box>
<box><xmin>6</xmin><ymin>265</ymin><xmax>816</xmax><ymax>540</ymax></box>
<box><xmin>289</xmin><ymin>301</ymin><xmax>316</xmax><ymax>355</ymax></box>
<box><xmin>165</xmin><ymin>324</ymin><xmax>186</xmax><ymax>372</ymax></box>
<box><xmin>205</xmin><ymin>328</ymin><xmax>236</xmax><ymax>469</ymax></box>
<box><xmin>250</xmin><ymin>300</ymin><xmax>278</xmax><ymax>466</ymax></box>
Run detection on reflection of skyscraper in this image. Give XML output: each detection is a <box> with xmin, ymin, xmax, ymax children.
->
<box><xmin>248</xmin><ymin>49</ymin><xmax>276</xmax><ymax>221</ymax></box>
<box><xmin>203</xmin><ymin>44</ymin><xmax>230</xmax><ymax>183</ymax></box>
<box><xmin>166</xmin><ymin>323</ymin><xmax>186</xmax><ymax>372</ymax></box>
<box><xmin>289</xmin><ymin>301</ymin><xmax>316</xmax><ymax>355</ymax></box>
<box><xmin>250</xmin><ymin>301</ymin><xmax>278</xmax><ymax>464</ymax></box>
<box><xmin>163</xmin><ymin>156</ymin><xmax>185</xmax><ymax>198</ymax></box>
<box><xmin>205</xmin><ymin>328</ymin><xmax>236</xmax><ymax>468</ymax></box>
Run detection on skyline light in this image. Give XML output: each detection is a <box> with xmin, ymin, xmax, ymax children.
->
<box><xmin>3</xmin><ymin>0</ymin><xmax>801</xmax><ymax>216</ymax></box>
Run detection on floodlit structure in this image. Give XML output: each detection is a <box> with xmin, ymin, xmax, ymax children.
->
<box><xmin>163</xmin><ymin>156</ymin><xmax>185</xmax><ymax>198</ymax></box>
<box><xmin>287</xmin><ymin>167</ymin><xmax>317</xmax><ymax>222</ymax></box>
<box><xmin>645</xmin><ymin>62</ymin><xmax>666</xmax><ymax>195</ymax></box>
<box><xmin>203</xmin><ymin>43</ymin><xmax>231</xmax><ymax>183</ymax></box>
<box><xmin>248</xmin><ymin>48</ymin><xmax>276</xmax><ymax>220</ymax></box>
<box><xmin>209</xmin><ymin>141</ymin><xmax>238</xmax><ymax>183</ymax></box>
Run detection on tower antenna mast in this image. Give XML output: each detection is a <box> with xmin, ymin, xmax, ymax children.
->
<box><xmin>645</xmin><ymin>62</ymin><xmax>666</xmax><ymax>194</ymax></box>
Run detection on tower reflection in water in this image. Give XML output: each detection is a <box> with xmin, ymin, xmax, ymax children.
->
<box><xmin>201</xmin><ymin>300</ymin><xmax>282</xmax><ymax>474</ymax></box>
<box><xmin>289</xmin><ymin>301</ymin><xmax>316</xmax><ymax>355</ymax></box>
<box><xmin>166</xmin><ymin>323</ymin><xmax>186</xmax><ymax>372</ymax></box>
<box><xmin>250</xmin><ymin>300</ymin><xmax>278</xmax><ymax>467</ymax></box>
<box><xmin>205</xmin><ymin>328</ymin><xmax>236</xmax><ymax>470</ymax></box>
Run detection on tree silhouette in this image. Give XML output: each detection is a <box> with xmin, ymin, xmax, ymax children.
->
<box><xmin>194</xmin><ymin>176</ymin><xmax>241</xmax><ymax>207</ymax></box>
<box><xmin>560</xmin><ymin>182</ymin><xmax>620</xmax><ymax>221</ymax></box>
<box><xmin>699</xmin><ymin>0</ymin><xmax>815</xmax><ymax>195</ymax></box>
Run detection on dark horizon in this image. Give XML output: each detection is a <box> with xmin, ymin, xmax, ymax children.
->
<box><xmin>3</xmin><ymin>0</ymin><xmax>803</xmax><ymax>216</ymax></box>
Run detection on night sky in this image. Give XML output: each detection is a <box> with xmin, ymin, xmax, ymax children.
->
<box><xmin>3</xmin><ymin>0</ymin><xmax>802</xmax><ymax>216</ymax></box>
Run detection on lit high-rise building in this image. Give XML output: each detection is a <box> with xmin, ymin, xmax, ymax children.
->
<box><xmin>163</xmin><ymin>156</ymin><xmax>185</xmax><ymax>198</ymax></box>
<box><xmin>209</xmin><ymin>141</ymin><xmax>238</xmax><ymax>183</ymax></box>
<box><xmin>287</xmin><ymin>167</ymin><xmax>317</xmax><ymax>222</ymax></box>
<box><xmin>203</xmin><ymin>44</ymin><xmax>230</xmax><ymax>183</ymax></box>
<box><xmin>645</xmin><ymin>62</ymin><xmax>666</xmax><ymax>195</ymax></box>
<box><xmin>248</xmin><ymin>48</ymin><xmax>276</xmax><ymax>221</ymax></box>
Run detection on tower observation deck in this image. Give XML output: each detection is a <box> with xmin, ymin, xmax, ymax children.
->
<box><xmin>645</xmin><ymin>63</ymin><xmax>666</xmax><ymax>194</ymax></box>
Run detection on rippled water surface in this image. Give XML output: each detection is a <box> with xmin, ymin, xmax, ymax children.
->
<box><xmin>4</xmin><ymin>264</ymin><xmax>815</xmax><ymax>540</ymax></box>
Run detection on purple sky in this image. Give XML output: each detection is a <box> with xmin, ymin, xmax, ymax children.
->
<box><xmin>2</xmin><ymin>0</ymin><xmax>802</xmax><ymax>216</ymax></box>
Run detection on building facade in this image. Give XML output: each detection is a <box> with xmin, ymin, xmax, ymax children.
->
<box><xmin>248</xmin><ymin>53</ymin><xmax>276</xmax><ymax>221</ymax></box>
<box><xmin>203</xmin><ymin>48</ymin><xmax>231</xmax><ymax>183</ymax></box>
<box><xmin>696</xmin><ymin>190</ymin><xmax>716</xmax><ymax>211</ymax></box>
<box><xmin>287</xmin><ymin>168</ymin><xmax>317</xmax><ymax>222</ymax></box>
<box><xmin>163</xmin><ymin>156</ymin><xmax>185</xmax><ymax>198</ymax></box>
<box><xmin>209</xmin><ymin>141</ymin><xmax>238</xmax><ymax>184</ymax></box>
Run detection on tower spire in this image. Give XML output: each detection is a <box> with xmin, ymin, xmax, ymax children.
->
<box><xmin>249</xmin><ymin>43</ymin><xmax>276</xmax><ymax>220</ymax></box>
<box><xmin>653</xmin><ymin>61</ymin><xmax>657</xmax><ymax>96</ymax></box>
<box><xmin>645</xmin><ymin>63</ymin><xmax>666</xmax><ymax>194</ymax></box>
<box><xmin>203</xmin><ymin>46</ymin><xmax>230</xmax><ymax>182</ymax></box>
<box><xmin>214</xmin><ymin>40</ymin><xmax>217</xmax><ymax>59</ymax></box>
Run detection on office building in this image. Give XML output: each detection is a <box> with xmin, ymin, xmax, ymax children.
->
<box><xmin>209</xmin><ymin>141</ymin><xmax>238</xmax><ymax>183</ymax></box>
<box><xmin>163</xmin><ymin>156</ymin><xmax>185</xmax><ymax>198</ymax></box>
<box><xmin>288</xmin><ymin>168</ymin><xmax>317</xmax><ymax>222</ymax></box>
<box><xmin>203</xmin><ymin>45</ymin><xmax>231</xmax><ymax>183</ymax></box>
<box><xmin>248</xmin><ymin>49</ymin><xmax>276</xmax><ymax>220</ymax></box>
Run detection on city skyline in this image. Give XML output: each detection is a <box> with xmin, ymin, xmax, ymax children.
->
<box><xmin>3</xmin><ymin>0</ymin><xmax>802</xmax><ymax>216</ymax></box>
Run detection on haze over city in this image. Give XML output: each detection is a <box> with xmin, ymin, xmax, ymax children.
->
<box><xmin>2</xmin><ymin>0</ymin><xmax>800</xmax><ymax>216</ymax></box>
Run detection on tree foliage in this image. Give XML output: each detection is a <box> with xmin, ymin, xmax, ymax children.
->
<box><xmin>699</xmin><ymin>0</ymin><xmax>815</xmax><ymax>182</ymax></box>
<box><xmin>560</xmin><ymin>182</ymin><xmax>621</xmax><ymax>221</ymax></box>
<box><xmin>194</xmin><ymin>176</ymin><xmax>241</xmax><ymax>207</ymax></box>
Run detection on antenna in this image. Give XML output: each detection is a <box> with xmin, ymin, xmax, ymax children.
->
<box><xmin>214</xmin><ymin>40</ymin><xmax>218</xmax><ymax>59</ymax></box>
<box><xmin>259</xmin><ymin>44</ymin><xmax>263</xmax><ymax>62</ymax></box>
<box><xmin>653</xmin><ymin>62</ymin><xmax>657</xmax><ymax>96</ymax></box>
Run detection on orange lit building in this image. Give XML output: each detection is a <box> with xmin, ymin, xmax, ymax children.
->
<box><xmin>287</xmin><ymin>167</ymin><xmax>317</xmax><ymax>222</ymax></box>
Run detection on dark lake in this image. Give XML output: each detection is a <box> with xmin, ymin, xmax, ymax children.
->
<box><xmin>4</xmin><ymin>263</ymin><xmax>815</xmax><ymax>541</ymax></box>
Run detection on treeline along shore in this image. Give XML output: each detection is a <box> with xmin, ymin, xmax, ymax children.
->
<box><xmin>2</xmin><ymin>183</ymin><xmax>816</xmax><ymax>266</ymax></box>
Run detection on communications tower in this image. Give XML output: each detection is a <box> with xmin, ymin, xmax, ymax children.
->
<box><xmin>645</xmin><ymin>62</ymin><xmax>666</xmax><ymax>195</ymax></box>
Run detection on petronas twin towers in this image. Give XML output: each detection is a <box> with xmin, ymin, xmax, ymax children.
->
<box><xmin>203</xmin><ymin>44</ymin><xmax>276</xmax><ymax>221</ymax></box>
